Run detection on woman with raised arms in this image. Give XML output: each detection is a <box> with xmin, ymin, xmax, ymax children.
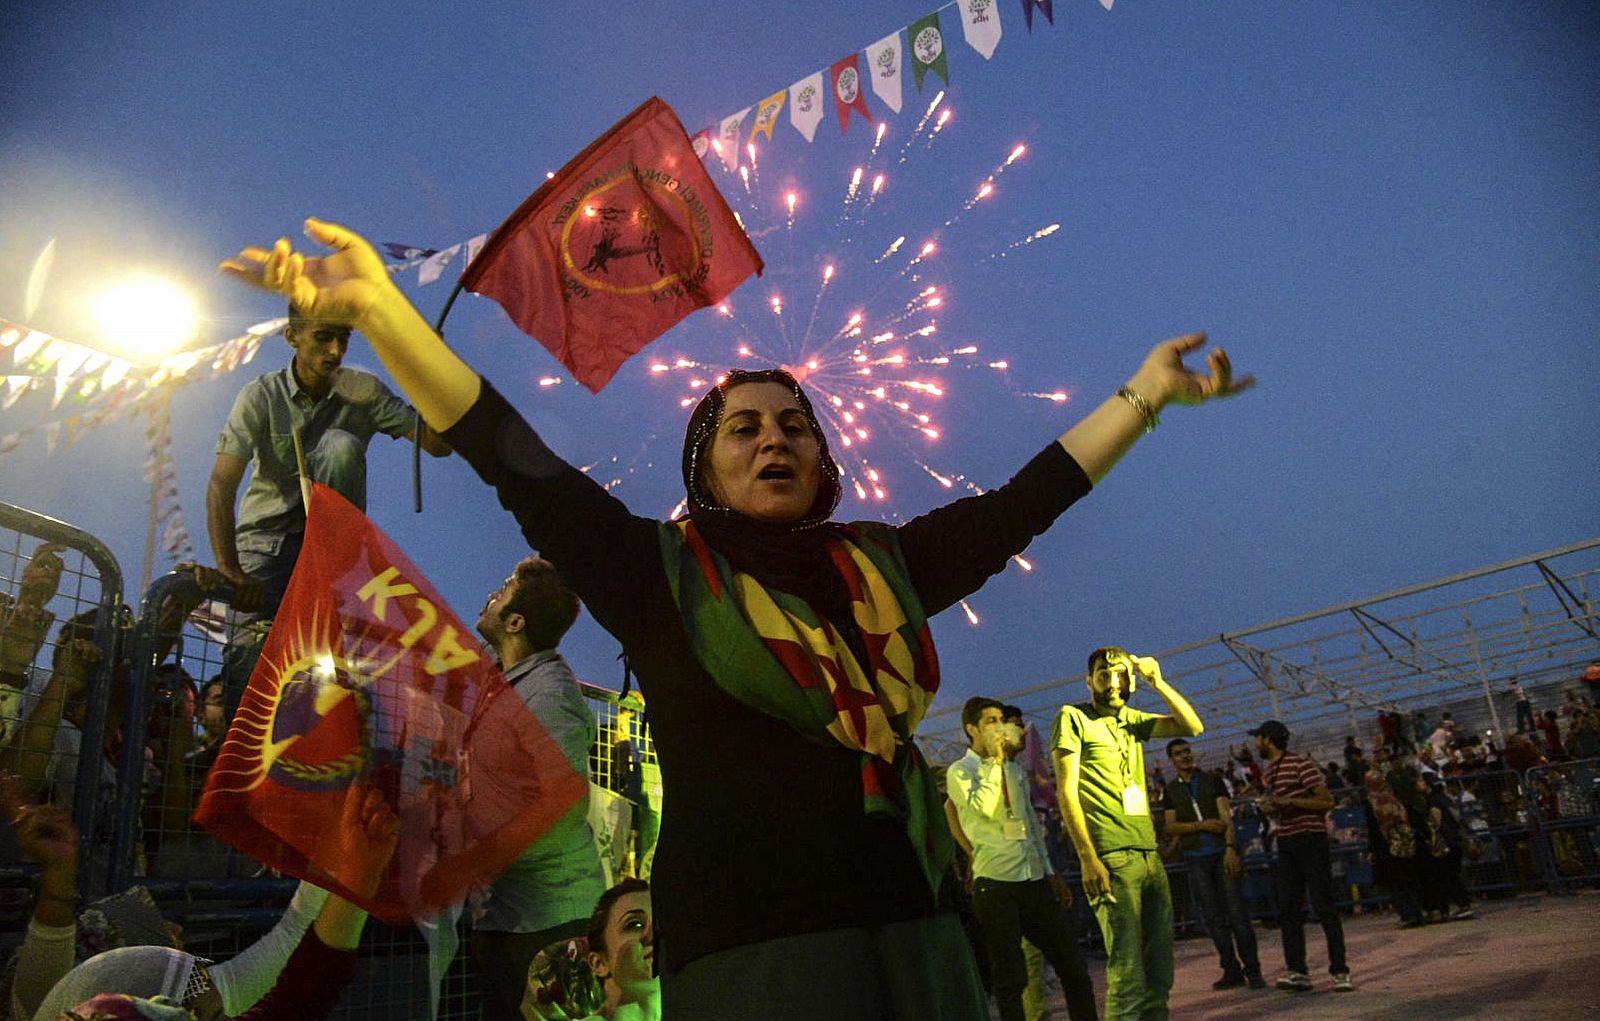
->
<box><xmin>223</xmin><ymin>219</ymin><xmax>1252</xmax><ymax>1020</ymax></box>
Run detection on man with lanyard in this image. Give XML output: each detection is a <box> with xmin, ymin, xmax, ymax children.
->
<box><xmin>1159</xmin><ymin>738</ymin><xmax>1263</xmax><ymax>990</ymax></box>
<box><xmin>949</xmin><ymin>697</ymin><xmax>1098</xmax><ymax>1021</ymax></box>
<box><xmin>1054</xmin><ymin>647</ymin><xmax>1202</xmax><ymax>1021</ymax></box>
<box><xmin>1251</xmin><ymin>718</ymin><xmax>1353</xmax><ymax>993</ymax></box>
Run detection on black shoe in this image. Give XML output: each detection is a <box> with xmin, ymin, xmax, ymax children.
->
<box><xmin>1213</xmin><ymin>973</ymin><xmax>1247</xmax><ymax>990</ymax></box>
<box><xmin>1246</xmin><ymin>972</ymin><xmax>1267</xmax><ymax>990</ymax></box>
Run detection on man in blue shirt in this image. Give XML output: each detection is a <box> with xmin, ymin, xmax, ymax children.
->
<box><xmin>1159</xmin><ymin>738</ymin><xmax>1262</xmax><ymax>991</ymax></box>
<box><xmin>206</xmin><ymin>305</ymin><xmax>449</xmax><ymax>618</ymax></box>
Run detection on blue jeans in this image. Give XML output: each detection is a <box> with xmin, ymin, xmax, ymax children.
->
<box><xmin>1186</xmin><ymin>853</ymin><xmax>1259</xmax><ymax>976</ymax></box>
<box><xmin>1093</xmin><ymin>849</ymin><xmax>1173</xmax><ymax>1021</ymax></box>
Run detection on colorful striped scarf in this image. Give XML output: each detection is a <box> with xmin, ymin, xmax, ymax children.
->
<box><xmin>659</xmin><ymin>518</ymin><xmax>953</xmax><ymax>895</ymax></box>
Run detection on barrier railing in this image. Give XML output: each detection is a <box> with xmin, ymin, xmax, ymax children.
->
<box><xmin>0</xmin><ymin>502</ymin><xmax>124</xmax><ymax>903</ymax></box>
<box><xmin>107</xmin><ymin>569</ymin><xmax>661</xmax><ymax>1019</ymax></box>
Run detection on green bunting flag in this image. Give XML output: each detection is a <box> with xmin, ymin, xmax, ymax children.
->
<box><xmin>908</xmin><ymin>11</ymin><xmax>951</xmax><ymax>91</ymax></box>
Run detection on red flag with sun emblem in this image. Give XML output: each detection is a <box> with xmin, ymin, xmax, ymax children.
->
<box><xmin>458</xmin><ymin>96</ymin><xmax>763</xmax><ymax>393</ymax></box>
<box><xmin>195</xmin><ymin>484</ymin><xmax>588</xmax><ymax>923</ymax></box>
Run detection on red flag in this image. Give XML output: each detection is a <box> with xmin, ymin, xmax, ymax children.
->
<box><xmin>830</xmin><ymin>54</ymin><xmax>874</xmax><ymax>136</ymax></box>
<box><xmin>459</xmin><ymin>96</ymin><xmax>764</xmax><ymax>392</ymax></box>
<box><xmin>195</xmin><ymin>484</ymin><xmax>587</xmax><ymax>923</ymax></box>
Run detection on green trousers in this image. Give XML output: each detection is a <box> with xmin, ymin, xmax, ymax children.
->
<box><xmin>1092</xmin><ymin>848</ymin><xmax>1174</xmax><ymax>1021</ymax></box>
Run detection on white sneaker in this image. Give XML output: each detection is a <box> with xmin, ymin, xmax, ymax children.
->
<box><xmin>1333</xmin><ymin>971</ymin><xmax>1355</xmax><ymax>992</ymax></box>
<box><xmin>1276</xmin><ymin>972</ymin><xmax>1313</xmax><ymax>992</ymax></box>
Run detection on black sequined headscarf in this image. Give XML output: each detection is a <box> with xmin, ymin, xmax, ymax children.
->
<box><xmin>681</xmin><ymin>369</ymin><xmax>863</xmax><ymax>653</ymax></box>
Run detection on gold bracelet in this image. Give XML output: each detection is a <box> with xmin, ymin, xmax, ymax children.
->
<box><xmin>1116</xmin><ymin>385</ymin><xmax>1159</xmax><ymax>433</ymax></box>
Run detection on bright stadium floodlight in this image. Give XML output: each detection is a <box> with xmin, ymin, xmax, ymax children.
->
<box><xmin>91</xmin><ymin>276</ymin><xmax>198</xmax><ymax>359</ymax></box>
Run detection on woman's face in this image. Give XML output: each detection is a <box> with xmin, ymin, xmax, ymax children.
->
<box><xmin>592</xmin><ymin>889</ymin><xmax>654</xmax><ymax>993</ymax></box>
<box><xmin>703</xmin><ymin>381</ymin><xmax>822</xmax><ymax>523</ymax></box>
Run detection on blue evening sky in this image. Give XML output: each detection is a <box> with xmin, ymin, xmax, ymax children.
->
<box><xmin>3</xmin><ymin>2</ymin><xmax>1596</xmax><ymax>712</ymax></box>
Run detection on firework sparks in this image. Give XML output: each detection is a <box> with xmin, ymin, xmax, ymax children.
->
<box><xmin>987</xmin><ymin>223</ymin><xmax>1061</xmax><ymax>261</ymax></box>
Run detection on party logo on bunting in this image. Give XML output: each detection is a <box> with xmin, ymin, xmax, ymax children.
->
<box><xmin>691</xmin><ymin>128</ymin><xmax>712</xmax><ymax>159</ymax></box>
<box><xmin>790</xmin><ymin>72</ymin><xmax>826</xmax><ymax>143</ymax></box>
<box><xmin>717</xmin><ymin>108</ymin><xmax>748</xmax><ymax>170</ymax></box>
<box><xmin>869</xmin><ymin>31</ymin><xmax>905</xmax><ymax>114</ymax></box>
<box><xmin>750</xmin><ymin>89</ymin><xmax>787</xmax><ymax>142</ymax></box>
<box><xmin>909</xmin><ymin>12</ymin><xmax>950</xmax><ymax>91</ymax></box>
<box><xmin>960</xmin><ymin>0</ymin><xmax>1004</xmax><ymax>60</ymax></box>
<box><xmin>830</xmin><ymin>54</ymin><xmax>874</xmax><ymax>136</ymax></box>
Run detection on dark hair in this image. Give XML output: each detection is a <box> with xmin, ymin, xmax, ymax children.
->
<box><xmin>586</xmin><ymin>878</ymin><xmax>650</xmax><ymax>956</ymax></box>
<box><xmin>962</xmin><ymin>696</ymin><xmax>1004</xmax><ymax>735</ymax></box>
<box><xmin>504</xmin><ymin>557</ymin><xmax>581</xmax><ymax>651</ymax></box>
<box><xmin>1087</xmin><ymin>646</ymin><xmax>1128</xmax><ymax>675</ymax></box>
<box><xmin>1000</xmin><ymin>704</ymin><xmax>1023</xmax><ymax>722</ymax></box>
<box><xmin>50</xmin><ymin>608</ymin><xmax>99</xmax><ymax>671</ymax></box>
<box><xmin>1165</xmin><ymin>738</ymin><xmax>1190</xmax><ymax>757</ymax></box>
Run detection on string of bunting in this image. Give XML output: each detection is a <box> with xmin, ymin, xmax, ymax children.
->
<box><xmin>377</xmin><ymin>0</ymin><xmax>1108</xmax><ymax>295</ymax></box>
<box><xmin>0</xmin><ymin>315</ymin><xmax>285</xmax><ymax>461</ymax></box>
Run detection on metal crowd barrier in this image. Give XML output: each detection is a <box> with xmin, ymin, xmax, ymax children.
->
<box><xmin>0</xmin><ymin>502</ymin><xmax>124</xmax><ymax>910</ymax></box>
<box><xmin>108</xmin><ymin>570</ymin><xmax>660</xmax><ymax>1020</ymax></box>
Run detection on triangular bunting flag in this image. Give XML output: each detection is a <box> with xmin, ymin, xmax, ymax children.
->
<box><xmin>716</xmin><ymin>107</ymin><xmax>749</xmax><ymax>170</ymax></box>
<box><xmin>464</xmin><ymin>233</ymin><xmax>488</xmax><ymax>267</ymax></box>
<box><xmin>1020</xmin><ymin>0</ymin><xmax>1054</xmax><ymax>31</ymax></box>
<box><xmin>418</xmin><ymin>245</ymin><xmax>461</xmax><ymax>287</ymax></box>
<box><xmin>829</xmin><ymin>54</ymin><xmax>873</xmax><ymax>136</ymax></box>
<box><xmin>789</xmin><ymin>72</ymin><xmax>827</xmax><ymax>142</ymax></box>
<box><xmin>960</xmin><ymin>0</ymin><xmax>1003</xmax><ymax>59</ymax></box>
<box><xmin>750</xmin><ymin>89</ymin><xmax>787</xmax><ymax>143</ymax></box>
<box><xmin>867</xmin><ymin>31</ymin><xmax>905</xmax><ymax>114</ymax></box>
<box><xmin>690</xmin><ymin>128</ymin><xmax>712</xmax><ymax>160</ymax></box>
<box><xmin>908</xmin><ymin>12</ymin><xmax>951</xmax><ymax>91</ymax></box>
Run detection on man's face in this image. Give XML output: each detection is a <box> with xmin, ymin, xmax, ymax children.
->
<box><xmin>1168</xmin><ymin>743</ymin><xmax>1196</xmax><ymax>774</ymax></box>
<box><xmin>475</xmin><ymin>574</ymin><xmax>518</xmax><ymax>643</ymax></box>
<box><xmin>966</xmin><ymin>706</ymin><xmax>1004</xmax><ymax>752</ymax></box>
<box><xmin>1254</xmin><ymin>733</ymin><xmax>1271</xmax><ymax>757</ymax></box>
<box><xmin>1088</xmin><ymin>656</ymin><xmax>1133</xmax><ymax>710</ymax></box>
<box><xmin>200</xmin><ymin>683</ymin><xmax>226</xmax><ymax>738</ymax></box>
<box><xmin>286</xmin><ymin>323</ymin><xmax>351</xmax><ymax>391</ymax></box>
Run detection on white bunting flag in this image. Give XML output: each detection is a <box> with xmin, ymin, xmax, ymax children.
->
<box><xmin>959</xmin><ymin>0</ymin><xmax>1004</xmax><ymax>60</ymax></box>
<box><xmin>867</xmin><ymin>31</ymin><xmax>905</xmax><ymax>114</ymax></box>
<box><xmin>717</xmin><ymin>108</ymin><xmax>749</xmax><ymax>171</ymax></box>
<box><xmin>1100</xmin><ymin>0</ymin><xmax>1114</xmax><ymax>9</ymax></box>
<box><xmin>789</xmin><ymin>72</ymin><xmax>826</xmax><ymax>143</ymax></box>
<box><xmin>418</xmin><ymin>244</ymin><xmax>461</xmax><ymax>286</ymax></box>
<box><xmin>464</xmin><ymin>233</ymin><xmax>487</xmax><ymax>266</ymax></box>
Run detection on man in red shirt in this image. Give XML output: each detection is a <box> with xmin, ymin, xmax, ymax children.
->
<box><xmin>1251</xmin><ymin>720</ymin><xmax>1352</xmax><ymax>994</ymax></box>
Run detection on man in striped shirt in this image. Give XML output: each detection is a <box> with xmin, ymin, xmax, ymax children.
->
<box><xmin>1252</xmin><ymin>719</ymin><xmax>1352</xmax><ymax>993</ymax></box>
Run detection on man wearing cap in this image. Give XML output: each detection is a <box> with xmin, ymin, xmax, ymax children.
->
<box><xmin>1054</xmin><ymin>648</ymin><xmax>1203</xmax><ymax>1021</ymax></box>
<box><xmin>1251</xmin><ymin>719</ymin><xmax>1353</xmax><ymax>993</ymax></box>
<box><xmin>207</xmin><ymin>304</ymin><xmax>450</xmax><ymax>619</ymax></box>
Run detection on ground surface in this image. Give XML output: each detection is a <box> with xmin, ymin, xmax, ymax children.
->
<box><xmin>1025</xmin><ymin>892</ymin><xmax>1600</xmax><ymax>1021</ymax></box>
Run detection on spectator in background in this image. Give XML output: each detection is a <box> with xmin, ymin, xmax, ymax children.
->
<box><xmin>1322</xmin><ymin>762</ymin><xmax>1343</xmax><ymax>792</ymax></box>
<box><xmin>1509</xmin><ymin>681</ymin><xmax>1536</xmax><ymax>734</ymax></box>
<box><xmin>1559</xmin><ymin>688</ymin><xmax>1585</xmax><ymax>720</ymax></box>
<box><xmin>1252</xmin><ymin>719</ymin><xmax>1352</xmax><ymax>994</ymax></box>
<box><xmin>522</xmin><ymin>879</ymin><xmax>660</xmax><ymax>1021</ymax></box>
<box><xmin>611</xmin><ymin>701</ymin><xmax>658</xmax><ymax>881</ymax></box>
<box><xmin>952</xmin><ymin>697</ymin><xmax>1096</xmax><ymax>1021</ymax></box>
<box><xmin>1582</xmin><ymin>663</ymin><xmax>1600</xmax><ymax>704</ymax></box>
<box><xmin>1566</xmin><ymin>708</ymin><xmax>1599</xmax><ymax>761</ymax></box>
<box><xmin>471</xmin><ymin>557</ymin><xmax>606</xmax><ymax>1021</ymax></box>
<box><xmin>1160</xmin><ymin>739</ymin><xmax>1261</xmax><ymax>991</ymax></box>
<box><xmin>1535</xmin><ymin>711</ymin><xmax>1565</xmax><ymax>760</ymax></box>
<box><xmin>28</xmin><ymin>787</ymin><xmax>397</xmax><ymax>1021</ymax></box>
<box><xmin>1423</xmin><ymin>779</ymin><xmax>1475</xmax><ymax>922</ymax></box>
<box><xmin>1361</xmin><ymin>771</ymin><xmax>1423</xmax><ymax>929</ymax></box>
<box><xmin>1</xmin><ymin>545</ymin><xmax>66</xmax><ymax>747</ymax></box>
<box><xmin>1428</xmin><ymin>719</ymin><xmax>1456</xmax><ymax>760</ymax></box>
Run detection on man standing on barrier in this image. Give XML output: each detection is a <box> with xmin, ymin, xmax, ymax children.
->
<box><xmin>1160</xmin><ymin>737</ymin><xmax>1263</xmax><ymax>990</ymax></box>
<box><xmin>471</xmin><ymin>556</ymin><xmax>607</xmax><ymax>1021</ymax></box>
<box><xmin>948</xmin><ymin>697</ymin><xmax>1098</xmax><ymax>1021</ymax></box>
<box><xmin>1251</xmin><ymin>718</ymin><xmax>1353</xmax><ymax>993</ymax></box>
<box><xmin>206</xmin><ymin>304</ymin><xmax>449</xmax><ymax>706</ymax></box>
<box><xmin>1054</xmin><ymin>648</ymin><xmax>1202</xmax><ymax>1021</ymax></box>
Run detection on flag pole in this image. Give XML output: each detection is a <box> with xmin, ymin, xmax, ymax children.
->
<box><xmin>414</xmin><ymin>276</ymin><xmax>469</xmax><ymax>513</ymax></box>
<box><xmin>290</xmin><ymin>422</ymin><xmax>313</xmax><ymax>517</ymax></box>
